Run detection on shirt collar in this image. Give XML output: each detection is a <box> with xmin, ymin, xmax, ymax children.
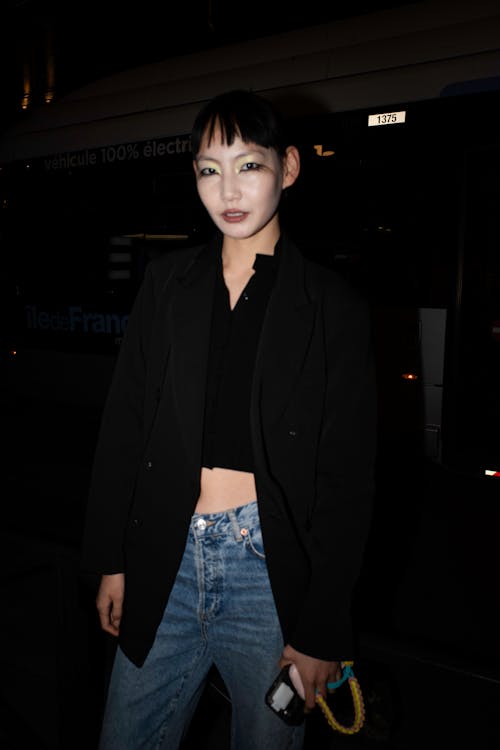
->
<box><xmin>253</xmin><ymin>235</ymin><xmax>282</xmax><ymax>272</ymax></box>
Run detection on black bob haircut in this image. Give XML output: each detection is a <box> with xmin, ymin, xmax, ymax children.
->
<box><xmin>191</xmin><ymin>89</ymin><xmax>290</xmax><ymax>159</ymax></box>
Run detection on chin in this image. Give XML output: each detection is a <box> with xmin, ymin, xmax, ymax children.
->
<box><xmin>218</xmin><ymin>224</ymin><xmax>257</xmax><ymax>240</ymax></box>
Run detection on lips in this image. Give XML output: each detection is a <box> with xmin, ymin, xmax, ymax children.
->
<box><xmin>221</xmin><ymin>210</ymin><xmax>248</xmax><ymax>223</ymax></box>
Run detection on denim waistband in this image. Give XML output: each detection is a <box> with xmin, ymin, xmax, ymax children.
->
<box><xmin>190</xmin><ymin>500</ymin><xmax>259</xmax><ymax>542</ymax></box>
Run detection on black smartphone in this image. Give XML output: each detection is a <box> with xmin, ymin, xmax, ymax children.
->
<box><xmin>265</xmin><ymin>665</ymin><xmax>305</xmax><ymax>725</ymax></box>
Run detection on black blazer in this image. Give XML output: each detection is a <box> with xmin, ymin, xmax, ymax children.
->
<box><xmin>81</xmin><ymin>233</ymin><xmax>377</xmax><ymax>667</ymax></box>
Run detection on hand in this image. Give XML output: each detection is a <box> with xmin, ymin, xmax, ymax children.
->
<box><xmin>96</xmin><ymin>573</ymin><xmax>125</xmax><ymax>636</ymax></box>
<box><xmin>279</xmin><ymin>644</ymin><xmax>341</xmax><ymax>712</ymax></box>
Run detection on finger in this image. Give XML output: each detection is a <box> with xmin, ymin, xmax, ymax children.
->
<box><xmin>111</xmin><ymin>603</ymin><xmax>123</xmax><ymax>621</ymax></box>
<box><xmin>96</xmin><ymin>603</ymin><xmax>111</xmax><ymax>626</ymax></box>
<box><xmin>327</xmin><ymin>668</ymin><xmax>344</xmax><ymax>692</ymax></box>
<box><xmin>315</xmin><ymin>682</ymin><xmax>328</xmax><ymax>703</ymax></box>
<box><xmin>110</xmin><ymin>615</ymin><xmax>122</xmax><ymax>631</ymax></box>
<box><xmin>304</xmin><ymin>684</ymin><xmax>317</xmax><ymax>711</ymax></box>
<box><xmin>98</xmin><ymin>612</ymin><xmax>119</xmax><ymax>636</ymax></box>
<box><xmin>96</xmin><ymin>599</ymin><xmax>122</xmax><ymax>633</ymax></box>
<box><xmin>102</xmin><ymin>622</ymin><xmax>120</xmax><ymax>636</ymax></box>
<box><xmin>327</xmin><ymin>675</ymin><xmax>340</xmax><ymax>686</ymax></box>
<box><xmin>281</xmin><ymin>645</ymin><xmax>295</xmax><ymax>660</ymax></box>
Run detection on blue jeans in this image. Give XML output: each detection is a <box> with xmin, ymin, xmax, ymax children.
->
<box><xmin>99</xmin><ymin>501</ymin><xmax>305</xmax><ymax>750</ymax></box>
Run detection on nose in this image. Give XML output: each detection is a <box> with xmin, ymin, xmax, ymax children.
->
<box><xmin>220</xmin><ymin>172</ymin><xmax>241</xmax><ymax>202</ymax></box>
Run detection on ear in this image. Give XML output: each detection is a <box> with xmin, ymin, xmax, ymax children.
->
<box><xmin>281</xmin><ymin>146</ymin><xmax>300</xmax><ymax>189</ymax></box>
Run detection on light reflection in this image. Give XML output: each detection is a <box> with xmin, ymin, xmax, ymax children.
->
<box><xmin>22</xmin><ymin>60</ymin><xmax>31</xmax><ymax>110</ymax></box>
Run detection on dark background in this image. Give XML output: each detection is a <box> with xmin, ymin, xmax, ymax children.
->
<box><xmin>1</xmin><ymin>0</ymin><xmax>417</xmax><ymax>133</ymax></box>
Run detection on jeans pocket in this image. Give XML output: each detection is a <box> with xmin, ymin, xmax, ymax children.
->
<box><xmin>244</xmin><ymin>526</ymin><xmax>266</xmax><ymax>560</ymax></box>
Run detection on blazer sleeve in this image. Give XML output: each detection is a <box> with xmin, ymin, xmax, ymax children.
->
<box><xmin>290</xmin><ymin>280</ymin><xmax>377</xmax><ymax>660</ymax></box>
<box><xmin>80</xmin><ymin>261</ymin><xmax>159</xmax><ymax>574</ymax></box>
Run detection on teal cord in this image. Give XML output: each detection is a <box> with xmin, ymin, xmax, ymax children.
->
<box><xmin>326</xmin><ymin>664</ymin><xmax>354</xmax><ymax>690</ymax></box>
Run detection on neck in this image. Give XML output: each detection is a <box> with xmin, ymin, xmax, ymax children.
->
<box><xmin>222</xmin><ymin>223</ymin><xmax>280</xmax><ymax>270</ymax></box>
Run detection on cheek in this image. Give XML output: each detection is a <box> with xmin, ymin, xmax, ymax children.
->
<box><xmin>262</xmin><ymin>180</ymin><xmax>283</xmax><ymax>214</ymax></box>
<box><xmin>196</xmin><ymin>181</ymin><xmax>214</xmax><ymax>209</ymax></box>
<box><xmin>250</xmin><ymin>173</ymin><xmax>280</xmax><ymax>201</ymax></box>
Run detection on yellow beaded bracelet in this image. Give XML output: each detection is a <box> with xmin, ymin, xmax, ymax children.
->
<box><xmin>315</xmin><ymin>661</ymin><xmax>365</xmax><ymax>734</ymax></box>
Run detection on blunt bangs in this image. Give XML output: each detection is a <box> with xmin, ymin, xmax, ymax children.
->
<box><xmin>191</xmin><ymin>90</ymin><xmax>288</xmax><ymax>158</ymax></box>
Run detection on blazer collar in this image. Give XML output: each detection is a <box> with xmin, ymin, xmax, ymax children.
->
<box><xmin>176</xmin><ymin>231</ymin><xmax>306</xmax><ymax>299</ymax></box>
<box><xmin>174</xmin><ymin>232</ymin><xmax>221</xmax><ymax>288</ymax></box>
<box><xmin>273</xmin><ymin>232</ymin><xmax>311</xmax><ymax>309</ymax></box>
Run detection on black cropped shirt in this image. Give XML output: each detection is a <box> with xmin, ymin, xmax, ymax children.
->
<box><xmin>201</xmin><ymin>245</ymin><xmax>279</xmax><ymax>472</ymax></box>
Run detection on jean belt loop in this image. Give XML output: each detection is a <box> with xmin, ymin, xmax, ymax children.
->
<box><xmin>228</xmin><ymin>509</ymin><xmax>243</xmax><ymax>542</ymax></box>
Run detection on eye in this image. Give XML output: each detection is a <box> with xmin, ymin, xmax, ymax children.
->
<box><xmin>240</xmin><ymin>162</ymin><xmax>261</xmax><ymax>172</ymax></box>
<box><xmin>198</xmin><ymin>166</ymin><xmax>219</xmax><ymax>176</ymax></box>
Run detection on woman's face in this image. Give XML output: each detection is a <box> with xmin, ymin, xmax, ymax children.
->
<box><xmin>193</xmin><ymin>127</ymin><xmax>299</xmax><ymax>243</ymax></box>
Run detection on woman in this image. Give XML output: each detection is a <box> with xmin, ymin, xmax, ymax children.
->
<box><xmin>81</xmin><ymin>89</ymin><xmax>377</xmax><ymax>749</ymax></box>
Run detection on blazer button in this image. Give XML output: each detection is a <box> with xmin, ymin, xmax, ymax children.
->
<box><xmin>146</xmin><ymin>460</ymin><xmax>153</xmax><ymax>470</ymax></box>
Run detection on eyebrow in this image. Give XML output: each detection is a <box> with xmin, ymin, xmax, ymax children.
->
<box><xmin>195</xmin><ymin>148</ymin><xmax>267</xmax><ymax>163</ymax></box>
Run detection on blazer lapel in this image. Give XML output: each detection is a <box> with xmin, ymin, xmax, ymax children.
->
<box><xmin>169</xmin><ymin>239</ymin><xmax>219</xmax><ymax>473</ymax></box>
<box><xmin>252</xmin><ymin>236</ymin><xmax>316</xmax><ymax>428</ymax></box>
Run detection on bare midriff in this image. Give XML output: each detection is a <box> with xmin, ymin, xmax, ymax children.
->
<box><xmin>195</xmin><ymin>467</ymin><xmax>257</xmax><ymax>513</ymax></box>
